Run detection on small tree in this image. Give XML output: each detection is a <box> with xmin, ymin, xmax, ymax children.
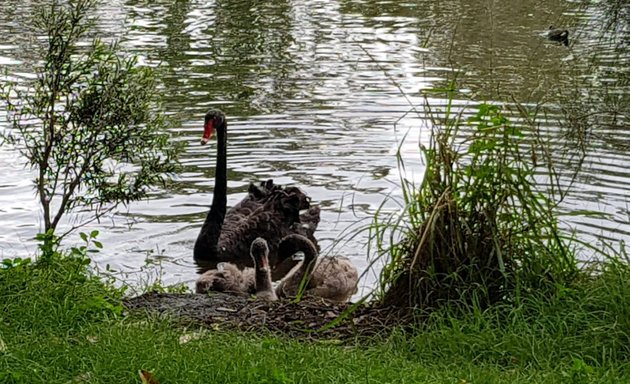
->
<box><xmin>0</xmin><ymin>0</ymin><xmax>183</xmax><ymax>243</ymax></box>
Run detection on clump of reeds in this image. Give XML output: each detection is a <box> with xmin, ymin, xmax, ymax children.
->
<box><xmin>374</xmin><ymin>94</ymin><xmax>578</xmax><ymax>312</ymax></box>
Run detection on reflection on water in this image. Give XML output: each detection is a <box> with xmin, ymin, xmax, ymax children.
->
<box><xmin>0</xmin><ymin>0</ymin><xmax>628</xmax><ymax>296</ymax></box>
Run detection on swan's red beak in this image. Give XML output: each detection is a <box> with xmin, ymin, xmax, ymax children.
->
<box><xmin>201</xmin><ymin>121</ymin><xmax>215</xmax><ymax>145</ymax></box>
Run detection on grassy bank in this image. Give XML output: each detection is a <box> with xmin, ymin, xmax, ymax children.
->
<box><xmin>1</xmin><ymin>249</ymin><xmax>628</xmax><ymax>383</ymax></box>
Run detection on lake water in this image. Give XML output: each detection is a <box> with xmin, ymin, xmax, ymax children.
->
<box><xmin>0</xmin><ymin>0</ymin><xmax>628</xmax><ymax>296</ymax></box>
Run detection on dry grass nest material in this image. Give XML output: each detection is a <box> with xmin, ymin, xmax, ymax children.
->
<box><xmin>124</xmin><ymin>292</ymin><xmax>406</xmax><ymax>341</ymax></box>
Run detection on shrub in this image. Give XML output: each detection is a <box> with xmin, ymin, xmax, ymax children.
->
<box><xmin>374</xmin><ymin>93</ymin><xmax>578</xmax><ymax>312</ymax></box>
<box><xmin>0</xmin><ymin>231</ymin><xmax>124</xmax><ymax>333</ymax></box>
<box><xmin>0</xmin><ymin>0</ymin><xmax>183</xmax><ymax>244</ymax></box>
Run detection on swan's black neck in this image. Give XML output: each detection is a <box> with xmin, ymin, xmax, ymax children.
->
<box><xmin>194</xmin><ymin>120</ymin><xmax>228</xmax><ymax>261</ymax></box>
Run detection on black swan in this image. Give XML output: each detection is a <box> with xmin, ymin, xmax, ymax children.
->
<box><xmin>193</xmin><ymin>110</ymin><xmax>320</xmax><ymax>280</ymax></box>
<box><xmin>275</xmin><ymin>234</ymin><xmax>358</xmax><ymax>303</ymax></box>
<box><xmin>548</xmin><ymin>26</ymin><xmax>569</xmax><ymax>47</ymax></box>
<box><xmin>250</xmin><ymin>237</ymin><xmax>277</xmax><ymax>301</ymax></box>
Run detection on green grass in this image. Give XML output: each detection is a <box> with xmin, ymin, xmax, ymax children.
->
<box><xmin>1</xmin><ymin>317</ymin><xmax>627</xmax><ymax>383</ymax></box>
<box><xmin>0</xmin><ymin>251</ymin><xmax>628</xmax><ymax>383</ymax></box>
<box><xmin>0</xmin><ymin>318</ymin><xmax>573</xmax><ymax>383</ymax></box>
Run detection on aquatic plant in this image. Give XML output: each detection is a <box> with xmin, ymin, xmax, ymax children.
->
<box><xmin>371</xmin><ymin>87</ymin><xmax>579</xmax><ymax>312</ymax></box>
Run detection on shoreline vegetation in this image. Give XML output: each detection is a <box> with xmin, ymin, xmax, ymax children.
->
<box><xmin>1</xmin><ymin>1</ymin><xmax>628</xmax><ymax>383</ymax></box>
<box><xmin>1</xmin><ymin>239</ymin><xmax>628</xmax><ymax>383</ymax></box>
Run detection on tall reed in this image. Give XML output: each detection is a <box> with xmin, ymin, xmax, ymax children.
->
<box><xmin>373</xmin><ymin>90</ymin><xmax>579</xmax><ymax>312</ymax></box>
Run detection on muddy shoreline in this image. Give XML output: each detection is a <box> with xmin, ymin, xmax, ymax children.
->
<box><xmin>124</xmin><ymin>292</ymin><xmax>404</xmax><ymax>340</ymax></box>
